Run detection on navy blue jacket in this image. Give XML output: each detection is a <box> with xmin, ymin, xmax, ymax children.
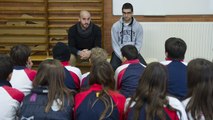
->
<box><xmin>74</xmin><ymin>84</ymin><xmax>126</xmax><ymax>120</ymax></box>
<box><xmin>19</xmin><ymin>86</ymin><xmax>73</xmax><ymax>120</ymax></box>
<box><xmin>161</xmin><ymin>60</ymin><xmax>188</xmax><ymax>100</ymax></box>
<box><xmin>115</xmin><ymin>59</ymin><xmax>146</xmax><ymax>98</ymax></box>
<box><xmin>127</xmin><ymin>103</ymin><xmax>179</xmax><ymax>120</ymax></box>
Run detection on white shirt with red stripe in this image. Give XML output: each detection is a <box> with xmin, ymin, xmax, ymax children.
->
<box><xmin>0</xmin><ymin>86</ymin><xmax>24</xmax><ymax>120</ymax></box>
<box><xmin>10</xmin><ymin>66</ymin><xmax>36</xmax><ymax>96</ymax></box>
<box><xmin>62</xmin><ymin>61</ymin><xmax>82</xmax><ymax>90</ymax></box>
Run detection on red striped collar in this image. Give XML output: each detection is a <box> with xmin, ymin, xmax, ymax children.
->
<box><xmin>89</xmin><ymin>84</ymin><xmax>103</xmax><ymax>91</ymax></box>
<box><xmin>123</xmin><ymin>59</ymin><xmax>140</xmax><ymax>65</ymax></box>
<box><xmin>61</xmin><ymin>61</ymin><xmax>69</xmax><ymax>66</ymax></box>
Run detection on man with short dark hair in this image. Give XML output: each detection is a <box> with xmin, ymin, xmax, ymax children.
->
<box><xmin>110</xmin><ymin>3</ymin><xmax>146</xmax><ymax>71</ymax></box>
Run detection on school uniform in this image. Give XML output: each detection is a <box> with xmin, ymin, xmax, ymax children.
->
<box><xmin>161</xmin><ymin>60</ymin><xmax>188</xmax><ymax>100</ymax></box>
<box><xmin>61</xmin><ymin>61</ymin><xmax>82</xmax><ymax>91</ymax></box>
<box><xmin>182</xmin><ymin>98</ymin><xmax>205</xmax><ymax>120</ymax></box>
<box><xmin>80</xmin><ymin>72</ymin><xmax>90</xmax><ymax>89</ymax></box>
<box><xmin>19</xmin><ymin>86</ymin><xmax>73</xmax><ymax>120</ymax></box>
<box><xmin>0</xmin><ymin>81</ymin><xmax>24</xmax><ymax>120</ymax></box>
<box><xmin>10</xmin><ymin>66</ymin><xmax>37</xmax><ymax>96</ymax></box>
<box><xmin>74</xmin><ymin>84</ymin><xmax>126</xmax><ymax>120</ymax></box>
<box><xmin>114</xmin><ymin>59</ymin><xmax>146</xmax><ymax>98</ymax></box>
<box><xmin>126</xmin><ymin>96</ymin><xmax>188</xmax><ymax>120</ymax></box>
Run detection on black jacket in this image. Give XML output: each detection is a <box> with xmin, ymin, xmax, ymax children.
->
<box><xmin>68</xmin><ymin>22</ymin><xmax>102</xmax><ymax>55</ymax></box>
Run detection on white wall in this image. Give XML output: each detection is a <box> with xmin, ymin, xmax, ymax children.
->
<box><xmin>113</xmin><ymin>0</ymin><xmax>213</xmax><ymax>15</ymax></box>
<box><xmin>140</xmin><ymin>22</ymin><xmax>213</xmax><ymax>63</ymax></box>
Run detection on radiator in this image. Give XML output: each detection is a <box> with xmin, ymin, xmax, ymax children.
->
<box><xmin>140</xmin><ymin>22</ymin><xmax>213</xmax><ymax>63</ymax></box>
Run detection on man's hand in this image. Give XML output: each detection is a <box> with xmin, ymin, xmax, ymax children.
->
<box><xmin>79</xmin><ymin>49</ymin><xmax>91</xmax><ymax>60</ymax></box>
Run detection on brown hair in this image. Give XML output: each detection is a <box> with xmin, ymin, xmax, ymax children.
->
<box><xmin>128</xmin><ymin>62</ymin><xmax>169</xmax><ymax>120</ymax></box>
<box><xmin>90</xmin><ymin>47</ymin><xmax>108</xmax><ymax>65</ymax></box>
<box><xmin>89</xmin><ymin>61</ymin><xmax>115</xmax><ymax>119</ymax></box>
<box><xmin>186</xmin><ymin>58</ymin><xmax>213</xmax><ymax>119</ymax></box>
<box><xmin>10</xmin><ymin>44</ymin><xmax>31</xmax><ymax>66</ymax></box>
<box><xmin>33</xmin><ymin>59</ymin><xmax>73</xmax><ymax>112</ymax></box>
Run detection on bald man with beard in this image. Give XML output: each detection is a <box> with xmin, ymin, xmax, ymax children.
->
<box><xmin>68</xmin><ymin>10</ymin><xmax>102</xmax><ymax>66</ymax></box>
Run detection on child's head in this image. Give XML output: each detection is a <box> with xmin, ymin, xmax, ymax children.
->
<box><xmin>89</xmin><ymin>47</ymin><xmax>108</xmax><ymax>65</ymax></box>
<box><xmin>187</xmin><ymin>58</ymin><xmax>213</xmax><ymax>96</ymax></box>
<box><xmin>137</xmin><ymin>62</ymin><xmax>168</xmax><ymax>97</ymax></box>
<box><xmin>0</xmin><ymin>54</ymin><xmax>13</xmax><ymax>80</ymax></box>
<box><xmin>33</xmin><ymin>59</ymin><xmax>65</xmax><ymax>88</ymax></box>
<box><xmin>129</xmin><ymin>62</ymin><xmax>168</xmax><ymax>120</ymax></box>
<box><xmin>121</xmin><ymin>45</ymin><xmax>138</xmax><ymax>60</ymax></box>
<box><xmin>52</xmin><ymin>42</ymin><xmax>70</xmax><ymax>62</ymax></box>
<box><xmin>89</xmin><ymin>61</ymin><xmax>116</xmax><ymax>120</ymax></box>
<box><xmin>89</xmin><ymin>61</ymin><xmax>115</xmax><ymax>90</ymax></box>
<box><xmin>165</xmin><ymin>37</ymin><xmax>187</xmax><ymax>60</ymax></box>
<box><xmin>186</xmin><ymin>58</ymin><xmax>213</xmax><ymax>119</ymax></box>
<box><xmin>10</xmin><ymin>44</ymin><xmax>31</xmax><ymax>66</ymax></box>
<box><xmin>33</xmin><ymin>59</ymin><xmax>72</xmax><ymax>112</ymax></box>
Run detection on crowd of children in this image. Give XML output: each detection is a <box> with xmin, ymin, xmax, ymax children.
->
<box><xmin>0</xmin><ymin>36</ymin><xmax>212</xmax><ymax>120</ymax></box>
